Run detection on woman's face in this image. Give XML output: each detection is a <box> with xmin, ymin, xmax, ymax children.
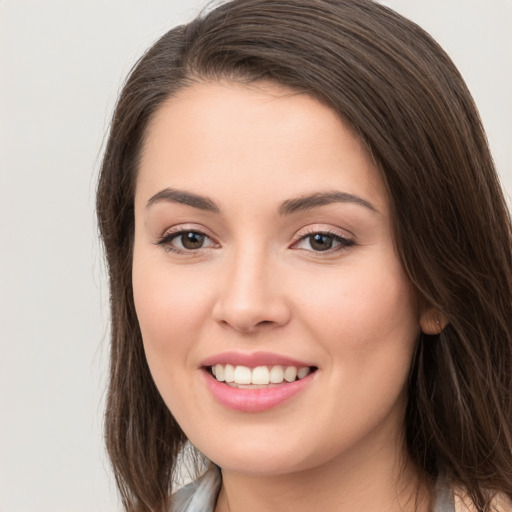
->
<box><xmin>133</xmin><ymin>81</ymin><xmax>425</xmax><ymax>475</ymax></box>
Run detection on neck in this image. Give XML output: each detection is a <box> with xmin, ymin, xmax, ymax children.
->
<box><xmin>214</xmin><ymin>435</ymin><xmax>433</xmax><ymax>512</ymax></box>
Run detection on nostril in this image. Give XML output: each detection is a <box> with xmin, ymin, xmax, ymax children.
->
<box><xmin>211</xmin><ymin>272</ymin><xmax>292</xmax><ymax>332</ymax></box>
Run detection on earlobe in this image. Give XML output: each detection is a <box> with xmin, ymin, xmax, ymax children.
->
<box><xmin>420</xmin><ymin>307</ymin><xmax>448</xmax><ymax>335</ymax></box>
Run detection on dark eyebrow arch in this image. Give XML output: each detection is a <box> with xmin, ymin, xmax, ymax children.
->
<box><xmin>146</xmin><ymin>187</ymin><xmax>220</xmax><ymax>213</ymax></box>
<box><xmin>279</xmin><ymin>191</ymin><xmax>378</xmax><ymax>215</ymax></box>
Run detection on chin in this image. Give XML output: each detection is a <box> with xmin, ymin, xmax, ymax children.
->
<box><xmin>191</xmin><ymin>428</ymin><xmax>333</xmax><ymax>477</ymax></box>
<box><xmin>209</xmin><ymin>451</ymin><xmax>315</xmax><ymax>476</ymax></box>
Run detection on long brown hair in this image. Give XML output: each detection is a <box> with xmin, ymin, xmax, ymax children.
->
<box><xmin>96</xmin><ymin>1</ymin><xmax>512</xmax><ymax>510</ymax></box>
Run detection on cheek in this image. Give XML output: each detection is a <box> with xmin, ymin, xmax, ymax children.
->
<box><xmin>292</xmin><ymin>262</ymin><xmax>419</xmax><ymax>448</ymax></box>
<box><xmin>300</xmin><ymin>261</ymin><xmax>417</xmax><ymax>329</ymax></box>
<box><xmin>294</xmin><ymin>258</ymin><xmax>419</xmax><ymax>376</ymax></box>
<box><xmin>132</xmin><ymin>254</ymin><xmax>213</xmax><ymax>370</ymax></box>
<box><xmin>132</xmin><ymin>255</ymin><xmax>216</xmax><ymax>423</ymax></box>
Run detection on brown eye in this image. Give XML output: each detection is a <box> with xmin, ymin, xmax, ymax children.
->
<box><xmin>157</xmin><ymin>229</ymin><xmax>217</xmax><ymax>253</ymax></box>
<box><xmin>292</xmin><ymin>231</ymin><xmax>355</xmax><ymax>253</ymax></box>
<box><xmin>179</xmin><ymin>231</ymin><xmax>206</xmax><ymax>250</ymax></box>
<box><xmin>308</xmin><ymin>233</ymin><xmax>334</xmax><ymax>251</ymax></box>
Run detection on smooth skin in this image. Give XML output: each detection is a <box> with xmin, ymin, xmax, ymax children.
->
<box><xmin>132</xmin><ymin>81</ymin><xmax>438</xmax><ymax>512</ymax></box>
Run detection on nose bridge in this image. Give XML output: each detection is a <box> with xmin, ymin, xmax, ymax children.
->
<box><xmin>212</xmin><ymin>242</ymin><xmax>289</xmax><ymax>332</ymax></box>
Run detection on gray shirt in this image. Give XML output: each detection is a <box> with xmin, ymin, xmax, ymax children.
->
<box><xmin>170</xmin><ymin>466</ymin><xmax>455</xmax><ymax>512</ymax></box>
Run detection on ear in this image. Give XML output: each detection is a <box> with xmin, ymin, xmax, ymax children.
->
<box><xmin>420</xmin><ymin>307</ymin><xmax>448</xmax><ymax>335</ymax></box>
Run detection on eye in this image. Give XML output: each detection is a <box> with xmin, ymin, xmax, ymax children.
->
<box><xmin>175</xmin><ymin>231</ymin><xmax>209</xmax><ymax>250</ymax></box>
<box><xmin>157</xmin><ymin>229</ymin><xmax>217</xmax><ymax>253</ymax></box>
<box><xmin>293</xmin><ymin>231</ymin><xmax>355</xmax><ymax>252</ymax></box>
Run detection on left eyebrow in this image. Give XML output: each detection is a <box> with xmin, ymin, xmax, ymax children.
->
<box><xmin>279</xmin><ymin>191</ymin><xmax>379</xmax><ymax>215</ymax></box>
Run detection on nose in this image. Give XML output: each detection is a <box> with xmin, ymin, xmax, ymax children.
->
<box><xmin>212</xmin><ymin>248</ymin><xmax>291</xmax><ymax>334</ymax></box>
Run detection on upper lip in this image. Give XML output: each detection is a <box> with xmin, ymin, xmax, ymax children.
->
<box><xmin>201</xmin><ymin>351</ymin><xmax>315</xmax><ymax>368</ymax></box>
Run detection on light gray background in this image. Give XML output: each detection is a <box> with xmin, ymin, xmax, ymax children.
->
<box><xmin>0</xmin><ymin>1</ymin><xmax>510</xmax><ymax>511</ymax></box>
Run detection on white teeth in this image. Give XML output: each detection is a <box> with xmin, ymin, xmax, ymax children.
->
<box><xmin>252</xmin><ymin>366</ymin><xmax>270</xmax><ymax>385</ymax></box>
<box><xmin>284</xmin><ymin>366</ymin><xmax>297</xmax><ymax>382</ymax></box>
<box><xmin>224</xmin><ymin>364</ymin><xmax>235</xmax><ymax>383</ymax></box>
<box><xmin>214</xmin><ymin>364</ymin><xmax>225</xmax><ymax>382</ymax></box>
<box><xmin>234</xmin><ymin>365</ymin><xmax>252</xmax><ymax>384</ymax></box>
<box><xmin>297</xmin><ymin>367</ymin><xmax>311</xmax><ymax>379</ymax></box>
<box><xmin>269</xmin><ymin>365</ymin><xmax>284</xmax><ymax>383</ymax></box>
<box><xmin>211</xmin><ymin>364</ymin><xmax>312</xmax><ymax>385</ymax></box>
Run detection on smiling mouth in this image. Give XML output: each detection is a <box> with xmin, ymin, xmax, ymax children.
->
<box><xmin>208</xmin><ymin>364</ymin><xmax>318</xmax><ymax>388</ymax></box>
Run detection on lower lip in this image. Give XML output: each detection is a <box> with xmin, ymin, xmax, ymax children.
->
<box><xmin>203</xmin><ymin>370</ymin><xmax>316</xmax><ymax>412</ymax></box>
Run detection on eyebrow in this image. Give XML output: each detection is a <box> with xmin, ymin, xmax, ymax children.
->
<box><xmin>279</xmin><ymin>191</ymin><xmax>378</xmax><ymax>215</ymax></box>
<box><xmin>146</xmin><ymin>188</ymin><xmax>378</xmax><ymax>215</ymax></box>
<box><xmin>146</xmin><ymin>188</ymin><xmax>220</xmax><ymax>212</ymax></box>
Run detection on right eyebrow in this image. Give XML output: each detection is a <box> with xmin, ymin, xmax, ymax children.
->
<box><xmin>146</xmin><ymin>187</ymin><xmax>220</xmax><ymax>213</ymax></box>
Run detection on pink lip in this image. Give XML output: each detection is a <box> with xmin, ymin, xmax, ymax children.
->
<box><xmin>201</xmin><ymin>351</ymin><xmax>314</xmax><ymax>368</ymax></box>
<box><xmin>202</xmin><ymin>368</ymin><xmax>317</xmax><ymax>413</ymax></box>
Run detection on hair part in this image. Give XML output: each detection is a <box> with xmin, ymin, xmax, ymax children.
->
<box><xmin>96</xmin><ymin>1</ymin><xmax>512</xmax><ymax>510</ymax></box>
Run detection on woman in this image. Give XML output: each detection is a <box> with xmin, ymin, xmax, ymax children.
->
<box><xmin>96</xmin><ymin>1</ymin><xmax>512</xmax><ymax>511</ymax></box>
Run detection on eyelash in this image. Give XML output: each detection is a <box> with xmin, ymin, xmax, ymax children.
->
<box><xmin>156</xmin><ymin>228</ymin><xmax>355</xmax><ymax>255</ymax></box>
<box><xmin>156</xmin><ymin>228</ymin><xmax>218</xmax><ymax>254</ymax></box>
<box><xmin>291</xmin><ymin>229</ymin><xmax>355</xmax><ymax>253</ymax></box>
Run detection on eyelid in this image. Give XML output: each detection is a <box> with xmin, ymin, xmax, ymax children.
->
<box><xmin>291</xmin><ymin>225</ymin><xmax>354</xmax><ymax>244</ymax></box>
<box><xmin>158</xmin><ymin>223</ymin><xmax>214</xmax><ymax>239</ymax></box>
<box><xmin>154</xmin><ymin>223</ymin><xmax>355</xmax><ymax>254</ymax></box>
<box><xmin>290</xmin><ymin>225</ymin><xmax>356</xmax><ymax>253</ymax></box>
<box><xmin>155</xmin><ymin>224</ymin><xmax>220</xmax><ymax>253</ymax></box>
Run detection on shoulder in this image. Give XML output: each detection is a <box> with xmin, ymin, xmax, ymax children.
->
<box><xmin>454</xmin><ymin>488</ymin><xmax>512</xmax><ymax>512</ymax></box>
<box><xmin>169</xmin><ymin>465</ymin><xmax>222</xmax><ymax>512</ymax></box>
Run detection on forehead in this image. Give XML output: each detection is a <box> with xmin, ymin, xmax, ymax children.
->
<box><xmin>136</xmin><ymin>80</ymin><xmax>388</xmax><ymax>214</ymax></box>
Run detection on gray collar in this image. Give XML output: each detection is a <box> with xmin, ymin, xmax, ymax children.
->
<box><xmin>433</xmin><ymin>474</ymin><xmax>456</xmax><ymax>512</ymax></box>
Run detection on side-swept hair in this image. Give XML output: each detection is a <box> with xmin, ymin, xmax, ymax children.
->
<box><xmin>96</xmin><ymin>1</ymin><xmax>512</xmax><ymax>510</ymax></box>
